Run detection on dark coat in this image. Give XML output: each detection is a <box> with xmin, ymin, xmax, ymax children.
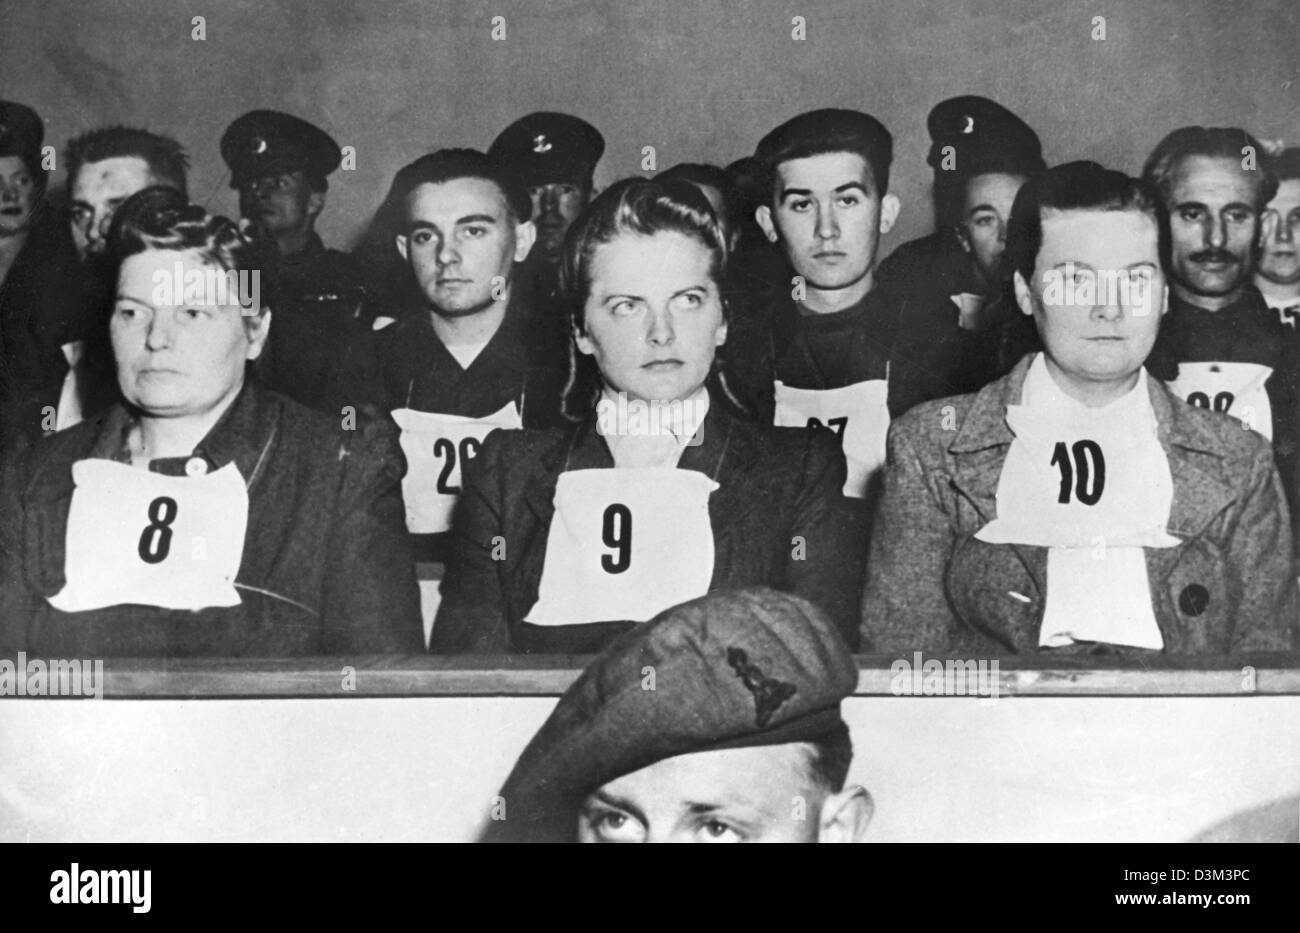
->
<box><xmin>432</xmin><ymin>405</ymin><xmax>863</xmax><ymax>653</ymax></box>
<box><xmin>0</xmin><ymin>382</ymin><xmax>423</xmax><ymax>656</ymax></box>
<box><xmin>861</xmin><ymin>354</ymin><xmax>1300</xmax><ymax>656</ymax></box>
<box><xmin>252</xmin><ymin>234</ymin><xmax>378</xmax><ymax>416</ymax></box>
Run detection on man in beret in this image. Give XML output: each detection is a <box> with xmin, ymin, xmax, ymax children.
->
<box><xmin>481</xmin><ymin>587</ymin><xmax>871</xmax><ymax>843</ymax></box>
<box><xmin>220</xmin><ymin>109</ymin><xmax>375</xmax><ymax>414</ymax></box>
<box><xmin>723</xmin><ymin>108</ymin><xmax>965</xmax><ymax>516</ymax></box>
<box><xmin>875</xmin><ymin>96</ymin><xmax>1046</xmax><ymax>391</ymax></box>
<box><xmin>488</xmin><ymin>112</ymin><xmax>604</xmax><ymax>317</ymax></box>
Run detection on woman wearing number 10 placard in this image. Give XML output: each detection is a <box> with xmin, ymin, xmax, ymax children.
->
<box><xmin>861</xmin><ymin>162</ymin><xmax>1298</xmax><ymax>656</ymax></box>
<box><xmin>432</xmin><ymin>178</ymin><xmax>862</xmax><ymax>653</ymax></box>
<box><xmin>0</xmin><ymin>188</ymin><xmax>422</xmax><ymax>656</ymax></box>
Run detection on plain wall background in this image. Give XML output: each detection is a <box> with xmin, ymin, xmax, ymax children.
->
<box><xmin>1</xmin><ymin>0</ymin><xmax>1296</xmax><ymax>260</ymax></box>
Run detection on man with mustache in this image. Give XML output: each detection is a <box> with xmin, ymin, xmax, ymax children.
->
<box><xmin>1256</xmin><ymin>148</ymin><xmax>1300</xmax><ymax>326</ymax></box>
<box><xmin>1143</xmin><ymin>126</ymin><xmax>1300</xmax><ymax>531</ymax></box>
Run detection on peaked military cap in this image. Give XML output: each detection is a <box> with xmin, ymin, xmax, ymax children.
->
<box><xmin>220</xmin><ymin>109</ymin><xmax>342</xmax><ymax>189</ymax></box>
<box><xmin>0</xmin><ymin>100</ymin><xmax>43</xmax><ymax>163</ymax></box>
<box><xmin>488</xmin><ymin>112</ymin><xmax>604</xmax><ymax>188</ymax></box>
<box><xmin>926</xmin><ymin>95</ymin><xmax>1044</xmax><ymax>178</ymax></box>
<box><xmin>480</xmin><ymin>587</ymin><xmax>858</xmax><ymax>843</ymax></box>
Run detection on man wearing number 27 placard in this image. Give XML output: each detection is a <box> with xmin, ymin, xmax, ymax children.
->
<box><xmin>861</xmin><ymin>162</ymin><xmax>1299</xmax><ymax>656</ymax></box>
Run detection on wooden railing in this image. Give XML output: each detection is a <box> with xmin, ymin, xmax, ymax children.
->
<box><xmin>17</xmin><ymin>652</ymin><xmax>1296</xmax><ymax>697</ymax></box>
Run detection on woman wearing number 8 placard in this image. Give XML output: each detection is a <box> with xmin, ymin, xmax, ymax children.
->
<box><xmin>861</xmin><ymin>162</ymin><xmax>1299</xmax><ymax>655</ymax></box>
<box><xmin>432</xmin><ymin>178</ymin><xmax>862</xmax><ymax>653</ymax></box>
<box><xmin>0</xmin><ymin>188</ymin><xmax>422</xmax><ymax>656</ymax></box>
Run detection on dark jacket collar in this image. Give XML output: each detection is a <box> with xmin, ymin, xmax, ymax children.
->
<box><xmin>522</xmin><ymin>403</ymin><xmax>760</xmax><ymax>539</ymax></box>
<box><xmin>86</xmin><ymin>379</ymin><xmax>278</xmax><ymax>485</ymax></box>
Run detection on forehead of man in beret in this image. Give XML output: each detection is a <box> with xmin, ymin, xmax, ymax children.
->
<box><xmin>481</xmin><ymin>588</ymin><xmax>869</xmax><ymax>843</ymax></box>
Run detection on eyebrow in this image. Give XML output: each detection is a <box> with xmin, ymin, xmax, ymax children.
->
<box><xmin>967</xmin><ymin>203</ymin><xmax>1000</xmax><ymax>215</ymax></box>
<box><xmin>1048</xmin><ymin>261</ymin><xmax>1158</xmax><ymax>271</ymax></box>
<box><xmin>1174</xmin><ymin>199</ymin><xmax>1255</xmax><ymax>213</ymax></box>
<box><xmin>588</xmin><ymin>790</ymin><xmax>647</xmax><ymax>825</ymax></box>
<box><xmin>114</xmin><ymin>293</ymin><xmax>153</xmax><ymax>307</ymax></box>
<box><xmin>779</xmin><ymin>181</ymin><xmax>870</xmax><ymax>202</ymax></box>
<box><xmin>599</xmin><ymin>284</ymin><xmax>710</xmax><ymax>305</ymax></box>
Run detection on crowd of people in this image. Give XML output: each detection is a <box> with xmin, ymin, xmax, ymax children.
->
<box><xmin>0</xmin><ymin>95</ymin><xmax>1298</xmax><ymax>659</ymax></box>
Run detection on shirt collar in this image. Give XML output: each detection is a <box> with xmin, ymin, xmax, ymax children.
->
<box><xmin>89</xmin><ymin>380</ymin><xmax>275</xmax><ymax>480</ymax></box>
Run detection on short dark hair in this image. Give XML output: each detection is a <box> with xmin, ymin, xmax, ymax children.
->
<box><xmin>382</xmin><ymin>147</ymin><xmax>531</xmax><ymax>226</ymax></box>
<box><xmin>109</xmin><ymin>186</ymin><xmax>273</xmax><ymax>312</ymax></box>
<box><xmin>754</xmin><ymin>109</ymin><xmax>893</xmax><ymax>203</ymax></box>
<box><xmin>1142</xmin><ymin>126</ymin><xmax>1278</xmax><ymax>211</ymax></box>
<box><xmin>558</xmin><ymin>176</ymin><xmax>729</xmax><ymax>419</ymax></box>
<box><xmin>657</xmin><ymin>162</ymin><xmax>744</xmax><ymax>232</ymax></box>
<box><xmin>803</xmin><ymin>723</ymin><xmax>854</xmax><ymax>793</ymax></box>
<box><xmin>66</xmin><ymin>126</ymin><xmax>189</xmax><ymax>197</ymax></box>
<box><xmin>1006</xmin><ymin>160</ymin><xmax>1169</xmax><ymax>283</ymax></box>
<box><xmin>1269</xmin><ymin>147</ymin><xmax>1300</xmax><ymax>186</ymax></box>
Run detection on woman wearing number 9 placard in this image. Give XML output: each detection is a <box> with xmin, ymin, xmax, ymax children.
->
<box><xmin>432</xmin><ymin>178</ymin><xmax>862</xmax><ymax>653</ymax></box>
<box><xmin>0</xmin><ymin>188</ymin><xmax>422</xmax><ymax>656</ymax></box>
<box><xmin>861</xmin><ymin>161</ymin><xmax>1298</xmax><ymax>656</ymax></box>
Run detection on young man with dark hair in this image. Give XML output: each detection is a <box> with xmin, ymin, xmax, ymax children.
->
<box><xmin>482</xmin><ymin>588</ymin><xmax>872</xmax><ymax>843</ymax></box>
<box><xmin>1256</xmin><ymin>147</ymin><xmax>1300</xmax><ymax>325</ymax></box>
<box><xmin>723</xmin><ymin>108</ymin><xmax>964</xmax><ymax>505</ymax></box>
<box><xmin>220</xmin><ymin>109</ymin><xmax>377</xmax><ymax>414</ymax></box>
<box><xmin>348</xmin><ymin>148</ymin><xmax>568</xmax><ymax>639</ymax></box>
<box><xmin>1140</xmin><ymin>126</ymin><xmax>1300</xmax><ymax>532</ymax></box>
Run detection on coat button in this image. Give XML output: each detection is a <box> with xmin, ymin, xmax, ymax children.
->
<box><xmin>185</xmin><ymin>457</ymin><xmax>209</xmax><ymax>477</ymax></box>
<box><xmin>1178</xmin><ymin>584</ymin><xmax>1210</xmax><ymax>616</ymax></box>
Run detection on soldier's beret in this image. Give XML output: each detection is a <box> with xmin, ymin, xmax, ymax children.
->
<box><xmin>0</xmin><ymin>100</ymin><xmax>43</xmax><ymax>163</ymax></box>
<box><xmin>488</xmin><ymin>112</ymin><xmax>604</xmax><ymax>189</ymax></box>
<box><xmin>220</xmin><ymin>109</ymin><xmax>342</xmax><ymax>189</ymax></box>
<box><xmin>753</xmin><ymin>109</ymin><xmax>894</xmax><ymax>192</ymax></box>
<box><xmin>926</xmin><ymin>95</ymin><xmax>1044</xmax><ymax>179</ymax></box>
<box><xmin>480</xmin><ymin>587</ymin><xmax>858</xmax><ymax>843</ymax></box>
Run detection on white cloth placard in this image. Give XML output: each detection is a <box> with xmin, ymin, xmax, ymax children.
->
<box><xmin>975</xmin><ymin>355</ymin><xmax>1177</xmax><ymax>649</ymax></box>
<box><xmin>949</xmin><ymin>292</ymin><xmax>988</xmax><ymax>331</ymax></box>
<box><xmin>55</xmin><ymin>341</ymin><xmax>86</xmax><ymax>432</ymax></box>
<box><xmin>1165</xmin><ymin>361</ymin><xmax>1273</xmax><ymax>440</ymax></box>
<box><xmin>49</xmin><ymin>460</ymin><xmax>248</xmax><ymax>612</ymax></box>
<box><xmin>773</xmin><ymin>377</ymin><xmax>889</xmax><ymax>498</ymax></box>
<box><xmin>524</xmin><ymin>467</ymin><xmax>718</xmax><ymax>627</ymax></box>
<box><xmin>392</xmin><ymin>401</ymin><xmax>522</xmax><ymax>534</ymax></box>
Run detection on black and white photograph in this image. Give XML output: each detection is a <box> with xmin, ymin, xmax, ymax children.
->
<box><xmin>0</xmin><ymin>0</ymin><xmax>1297</xmax><ymax>898</ymax></box>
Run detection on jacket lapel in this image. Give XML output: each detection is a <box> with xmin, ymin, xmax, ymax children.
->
<box><xmin>945</xmin><ymin>356</ymin><xmax>1049</xmax><ymax>599</ymax></box>
<box><xmin>1146</xmin><ymin>377</ymin><xmax>1237</xmax><ymax>583</ymax></box>
<box><xmin>521</xmin><ymin>419</ymin><xmax>612</xmax><ymax>527</ymax></box>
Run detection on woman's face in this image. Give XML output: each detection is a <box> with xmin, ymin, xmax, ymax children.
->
<box><xmin>575</xmin><ymin>230</ymin><xmax>727</xmax><ymax>404</ymax></box>
<box><xmin>1015</xmin><ymin>208</ymin><xmax>1167</xmax><ymax>394</ymax></box>
<box><xmin>113</xmin><ymin>248</ymin><xmax>269</xmax><ymax>419</ymax></box>
<box><xmin>0</xmin><ymin>155</ymin><xmax>39</xmax><ymax>236</ymax></box>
